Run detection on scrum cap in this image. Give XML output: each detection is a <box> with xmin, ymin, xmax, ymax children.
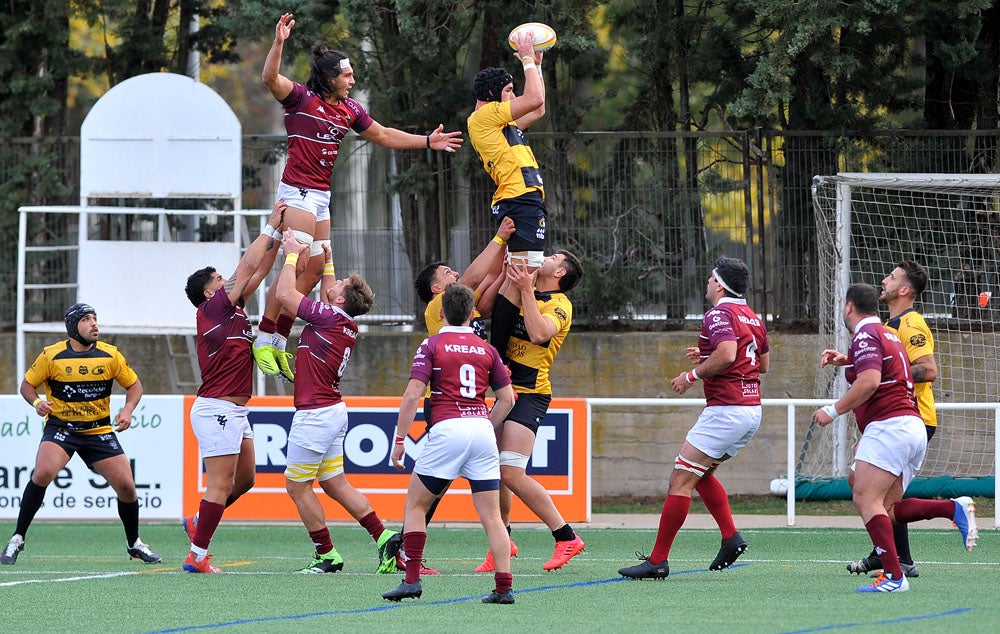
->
<box><xmin>475</xmin><ymin>67</ymin><xmax>514</xmax><ymax>102</ymax></box>
<box><xmin>65</xmin><ymin>302</ymin><xmax>96</xmax><ymax>344</ymax></box>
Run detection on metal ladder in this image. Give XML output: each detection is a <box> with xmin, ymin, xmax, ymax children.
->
<box><xmin>164</xmin><ymin>334</ymin><xmax>201</xmax><ymax>395</ymax></box>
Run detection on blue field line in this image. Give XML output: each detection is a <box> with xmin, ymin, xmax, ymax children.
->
<box><xmin>780</xmin><ymin>607</ymin><xmax>973</xmax><ymax>633</ymax></box>
<box><xmin>147</xmin><ymin>564</ymin><xmax>733</xmax><ymax>633</ymax></box>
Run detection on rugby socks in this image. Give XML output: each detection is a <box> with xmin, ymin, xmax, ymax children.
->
<box><xmin>424</xmin><ymin>494</ymin><xmax>444</xmax><ymax>526</ymax></box>
<box><xmin>14</xmin><ymin>480</ymin><xmax>47</xmax><ymax>537</ymax></box>
<box><xmin>118</xmin><ymin>499</ymin><xmax>141</xmax><ymax>546</ymax></box>
<box><xmin>192</xmin><ymin>500</ymin><xmax>225</xmax><ymax>551</ymax></box>
<box><xmin>256</xmin><ymin>316</ymin><xmax>277</xmax><ymax>345</ymax></box>
<box><xmin>309</xmin><ymin>527</ymin><xmax>334</xmax><ymax>555</ymax></box>
<box><xmin>649</xmin><ymin>494</ymin><xmax>691</xmax><ymax>564</ymax></box>
<box><xmin>276</xmin><ymin>314</ymin><xmax>295</xmax><ymax>340</ymax></box>
<box><xmin>494</xmin><ymin>571</ymin><xmax>513</xmax><ymax>594</ymax></box>
<box><xmin>864</xmin><ymin>514</ymin><xmax>903</xmax><ymax>580</ymax></box>
<box><xmin>892</xmin><ymin>498</ymin><xmax>955</xmax><ymax>522</ymax></box>
<box><xmin>490</xmin><ymin>295</ymin><xmax>519</xmax><ymax>365</ymax></box>
<box><xmin>552</xmin><ymin>524</ymin><xmax>576</xmax><ymax>543</ymax></box>
<box><xmin>893</xmin><ymin>523</ymin><xmax>914</xmax><ymax>565</ymax></box>
<box><xmin>696</xmin><ymin>474</ymin><xmax>738</xmax><ymax>540</ymax></box>
<box><xmin>359</xmin><ymin>511</ymin><xmax>386</xmax><ymax>542</ymax></box>
<box><xmin>402</xmin><ymin>531</ymin><xmax>427</xmax><ymax>583</ymax></box>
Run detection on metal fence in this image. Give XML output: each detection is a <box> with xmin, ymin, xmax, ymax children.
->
<box><xmin>4</xmin><ymin>130</ymin><xmax>998</xmax><ymax>330</ymax></box>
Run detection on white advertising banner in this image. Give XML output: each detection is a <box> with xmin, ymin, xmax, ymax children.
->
<box><xmin>0</xmin><ymin>395</ymin><xmax>184</xmax><ymax>520</ymax></box>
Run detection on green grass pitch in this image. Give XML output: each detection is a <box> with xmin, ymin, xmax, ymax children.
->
<box><xmin>0</xmin><ymin>522</ymin><xmax>994</xmax><ymax>633</ymax></box>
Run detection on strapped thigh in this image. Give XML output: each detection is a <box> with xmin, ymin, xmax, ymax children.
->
<box><xmin>674</xmin><ymin>454</ymin><xmax>711</xmax><ymax>478</ymax></box>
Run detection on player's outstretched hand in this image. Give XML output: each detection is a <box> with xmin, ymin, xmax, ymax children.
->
<box><xmin>428</xmin><ymin>123</ymin><xmax>463</xmax><ymax>153</ymax></box>
<box><xmin>275</xmin><ymin>13</ymin><xmax>294</xmax><ymax>43</ymax></box>
<box><xmin>512</xmin><ymin>30</ymin><xmax>536</xmax><ymax>62</ymax></box>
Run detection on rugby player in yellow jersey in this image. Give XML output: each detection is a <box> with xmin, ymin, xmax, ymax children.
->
<box><xmin>468</xmin><ymin>31</ymin><xmax>547</xmax><ymax>270</ymax></box>
<box><xmin>3</xmin><ymin>303</ymin><xmax>159</xmax><ymax>566</ymax></box>
<box><xmin>846</xmin><ymin>260</ymin><xmax>940</xmax><ymax>578</ymax></box>
<box><xmin>473</xmin><ymin>250</ymin><xmax>586</xmax><ymax>573</ymax></box>
<box><xmin>416</xmin><ymin>217</ymin><xmax>516</xmax><ymax>339</ymax></box>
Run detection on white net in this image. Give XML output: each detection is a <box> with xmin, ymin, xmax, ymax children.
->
<box><xmin>809</xmin><ymin>173</ymin><xmax>999</xmax><ymax>480</ymax></box>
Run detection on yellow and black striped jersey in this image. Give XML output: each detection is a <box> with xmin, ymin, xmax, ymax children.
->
<box><xmin>885</xmin><ymin>308</ymin><xmax>937</xmax><ymax>427</ymax></box>
<box><xmin>24</xmin><ymin>340</ymin><xmax>139</xmax><ymax>435</ymax></box>
<box><xmin>505</xmin><ymin>291</ymin><xmax>572</xmax><ymax>394</ymax></box>
<box><xmin>467</xmin><ymin>101</ymin><xmax>544</xmax><ymax>205</ymax></box>
<box><xmin>424</xmin><ymin>289</ymin><xmax>483</xmax><ymax>337</ymax></box>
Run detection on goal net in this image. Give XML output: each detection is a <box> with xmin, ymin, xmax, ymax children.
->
<box><xmin>808</xmin><ymin>173</ymin><xmax>998</xmax><ymax>494</ymax></box>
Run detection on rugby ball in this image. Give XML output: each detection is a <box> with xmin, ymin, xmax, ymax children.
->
<box><xmin>507</xmin><ymin>22</ymin><xmax>557</xmax><ymax>51</ymax></box>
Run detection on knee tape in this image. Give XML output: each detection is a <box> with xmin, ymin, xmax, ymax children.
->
<box><xmin>310</xmin><ymin>238</ymin><xmax>330</xmax><ymax>258</ymax></box>
<box><xmin>291</xmin><ymin>229</ymin><xmax>314</xmax><ymax>246</ymax></box>
<box><xmin>508</xmin><ymin>250</ymin><xmax>545</xmax><ymax>268</ymax></box>
<box><xmin>674</xmin><ymin>455</ymin><xmax>710</xmax><ymax>477</ymax></box>
<box><xmin>499</xmin><ymin>450</ymin><xmax>530</xmax><ymax>469</ymax></box>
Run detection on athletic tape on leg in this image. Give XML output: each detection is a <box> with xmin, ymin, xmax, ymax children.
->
<box><xmin>508</xmin><ymin>251</ymin><xmax>545</xmax><ymax>268</ymax></box>
<box><xmin>310</xmin><ymin>238</ymin><xmax>330</xmax><ymax>258</ymax></box>
<box><xmin>674</xmin><ymin>454</ymin><xmax>710</xmax><ymax>477</ymax></box>
<box><xmin>499</xmin><ymin>450</ymin><xmax>530</xmax><ymax>469</ymax></box>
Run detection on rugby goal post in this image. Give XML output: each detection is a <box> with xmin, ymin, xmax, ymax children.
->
<box><xmin>807</xmin><ymin>173</ymin><xmax>999</xmax><ymax>496</ymax></box>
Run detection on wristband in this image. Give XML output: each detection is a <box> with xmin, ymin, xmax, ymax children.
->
<box><xmin>685</xmin><ymin>368</ymin><xmax>700</xmax><ymax>383</ymax></box>
<box><xmin>284</xmin><ymin>253</ymin><xmax>299</xmax><ymax>267</ymax></box>
<box><xmin>822</xmin><ymin>404</ymin><xmax>840</xmax><ymax>419</ymax></box>
<box><xmin>537</xmin><ymin>65</ymin><xmax>543</xmax><ymax>78</ymax></box>
<box><xmin>261</xmin><ymin>224</ymin><xmax>279</xmax><ymax>239</ymax></box>
<box><xmin>426</xmin><ymin>134</ymin><xmax>431</xmax><ymax>149</ymax></box>
<box><xmin>492</xmin><ymin>235</ymin><xmax>506</xmax><ymax>246</ymax></box>
<box><xmin>394</xmin><ymin>434</ymin><xmax>406</xmax><ymax>445</ymax></box>
<box><xmin>323</xmin><ymin>263</ymin><xmax>335</xmax><ymax>276</ymax></box>
<box><xmin>522</xmin><ymin>62</ymin><xmax>536</xmax><ymax>71</ymax></box>
<box><xmin>32</xmin><ymin>397</ymin><xmax>43</xmax><ymax>408</ymax></box>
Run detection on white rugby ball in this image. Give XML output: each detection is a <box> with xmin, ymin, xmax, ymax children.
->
<box><xmin>507</xmin><ymin>22</ymin><xmax>557</xmax><ymax>51</ymax></box>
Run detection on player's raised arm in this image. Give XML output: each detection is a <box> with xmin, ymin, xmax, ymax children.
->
<box><xmin>262</xmin><ymin>13</ymin><xmax>296</xmax><ymax>101</ymax></box>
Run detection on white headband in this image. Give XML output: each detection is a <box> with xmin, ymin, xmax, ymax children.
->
<box><xmin>713</xmin><ymin>268</ymin><xmax>743</xmax><ymax>297</ymax></box>
<box><xmin>339</xmin><ymin>58</ymin><xmax>351</xmax><ymax>70</ymax></box>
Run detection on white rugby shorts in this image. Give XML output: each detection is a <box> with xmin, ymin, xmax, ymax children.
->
<box><xmin>285</xmin><ymin>402</ymin><xmax>348</xmax><ymax>482</ymax></box>
<box><xmin>685</xmin><ymin>405</ymin><xmax>762</xmax><ymax>460</ymax></box>
<box><xmin>190</xmin><ymin>397</ymin><xmax>253</xmax><ymax>458</ymax></box>
<box><xmin>414</xmin><ymin>417</ymin><xmax>500</xmax><ymax>483</ymax></box>
<box><xmin>277</xmin><ymin>181</ymin><xmax>332</xmax><ymax>223</ymax></box>
<box><xmin>854</xmin><ymin>414</ymin><xmax>927</xmax><ymax>490</ymax></box>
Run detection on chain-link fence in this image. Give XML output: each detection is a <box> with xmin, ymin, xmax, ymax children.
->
<box><xmin>4</xmin><ymin>130</ymin><xmax>998</xmax><ymax>330</ymax></box>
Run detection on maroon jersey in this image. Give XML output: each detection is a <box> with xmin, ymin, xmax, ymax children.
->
<box><xmin>698</xmin><ymin>298</ymin><xmax>769</xmax><ymax>406</ymax></box>
<box><xmin>280</xmin><ymin>82</ymin><xmax>374</xmax><ymax>191</ymax></box>
<box><xmin>293</xmin><ymin>296</ymin><xmax>359</xmax><ymax>410</ymax></box>
<box><xmin>410</xmin><ymin>326</ymin><xmax>512</xmax><ymax>425</ymax></box>
<box><xmin>845</xmin><ymin>316</ymin><xmax>919</xmax><ymax>431</ymax></box>
<box><xmin>196</xmin><ymin>290</ymin><xmax>254</xmax><ymax>399</ymax></box>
